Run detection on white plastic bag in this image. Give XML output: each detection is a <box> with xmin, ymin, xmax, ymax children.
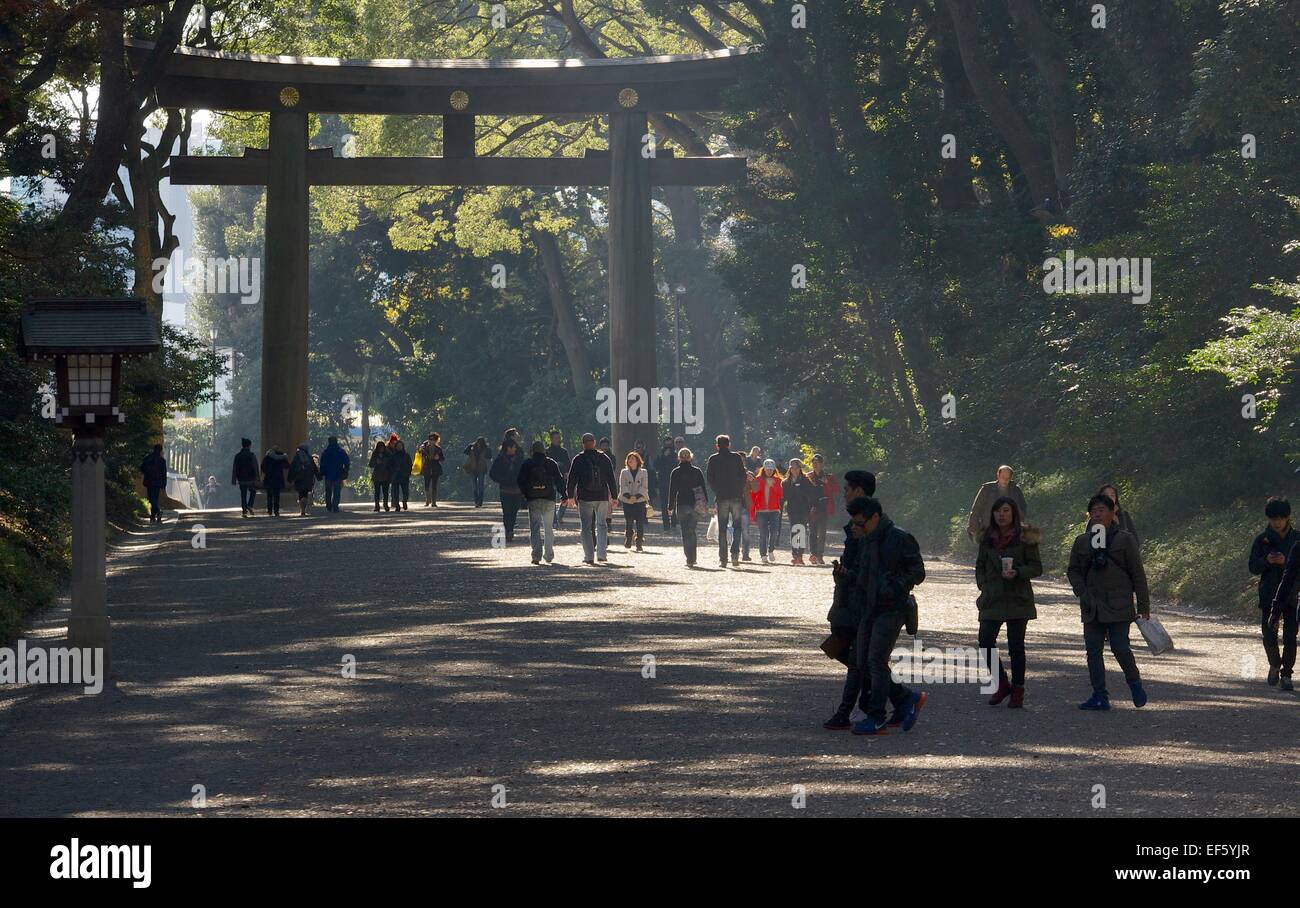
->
<box><xmin>706</xmin><ymin>514</ymin><xmax>719</xmax><ymax>542</ymax></box>
<box><xmin>1136</xmin><ymin>616</ymin><xmax>1174</xmax><ymax>655</ymax></box>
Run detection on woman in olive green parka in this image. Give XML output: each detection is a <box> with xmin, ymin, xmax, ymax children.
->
<box><xmin>975</xmin><ymin>496</ymin><xmax>1043</xmax><ymax>708</ymax></box>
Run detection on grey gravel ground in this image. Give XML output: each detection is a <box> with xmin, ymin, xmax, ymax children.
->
<box><xmin>1</xmin><ymin>501</ymin><xmax>1296</xmax><ymax>817</ymax></box>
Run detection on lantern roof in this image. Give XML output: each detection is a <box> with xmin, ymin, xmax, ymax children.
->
<box><xmin>18</xmin><ymin>298</ymin><xmax>162</xmax><ymax>359</ymax></box>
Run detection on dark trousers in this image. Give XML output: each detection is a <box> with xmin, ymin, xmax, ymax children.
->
<box><xmin>374</xmin><ymin>482</ymin><xmax>391</xmax><ymax>509</ymax></box>
<box><xmin>423</xmin><ymin>473</ymin><xmax>439</xmax><ymax>505</ymax></box>
<box><xmin>554</xmin><ymin>500</ymin><xmax>567</xmax><ymax>528</ymax></box>
<box><xmin>472</xmin><ymin>472</ymin><xmax>486</xmax><ymax>506</ymax></box>
<box><xmin>501</xmin><ymin>493</ymin><xmax>525</xmax><ymax>539</ymax></box>
<box><xmin>623</xmin><ymin>501</ymin><xmax>647</xmax><ymax>545</ymax></box>
<box><xmin>266</xmin><ymin>488</ymin><xmax>281</xmax><ymax>515</ymax></box>
<box><xmin>658</xmin><ymin>485</ymin><xmax>673</xmax><ymax>529</ymax></box>
<box><xmin>1083</xmin><ymin>619</ymin><xmax>1141</xmax><ymax>695</ymax></box>
<box><xmin>323</xmin><ymin>479</ymin><xmax>341</xmax><ymax>511</ymax></box>
<box><xmin>1262</xmin><ymin>609</ymin><xmax>1299</xmax><ymax>676</ymax></box>
<box><xmin>680</xmin><ymin>515</ymin><xmax>699</xmax><ymax>564</ymax></box>
<box><xmin>239</xmin><ymin>483</ymin><xmax>257</xmax><ymax>512</ymax></box>
<box><xmin>811</xmin><ymin>511</ymin><xmax>827</xmax><ymax>557</ymax></box>
<box><xmin>979</xmin><ymin>618</ymin><xmax>1028</xmax><ymax>686</ymax></box>
<box><xmin>863</xmin><ymin>608</ymin><xmax>911</xmax><ymax>723</ymax></box>
<box><xmin>146</xmin><ymin>486</ymin><xmax>162</xmax><ymax>518</ymax></box>
<box><xmin>835</xmin><ymin>634</ymin><xmax>871</xmax><ymax>714</ymax></box>
<box><xmin>393</xmin><ymin>478</ymin><xmax>409</xmax><ymax>508</ymax></box>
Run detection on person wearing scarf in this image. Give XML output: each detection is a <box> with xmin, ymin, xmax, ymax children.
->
<box><xmin>975</xmin><ymin>496</ymin><xmax>1042</xmax><ymax>708</ymax></box>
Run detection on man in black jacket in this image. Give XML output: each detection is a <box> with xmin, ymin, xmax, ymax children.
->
<box><xmin>546</xmin><ymin>430</ymin><xmax>571</xmax><ymax>530</ymax></box>
<box><xmin>565</xmin><ymin>433</ymin><xmax>617</xmax><ymax>564</ymax></box>
<box><xmin>518</xmin><ymin>441</ymin><xmax>566</xmax><ymax>565</ymax></box>
<box><xmin>1256</xmin><ymin>497</ymin><xmax>1300</xmax><ymax>689</ymax></box>
<box><xmin>706</xmin><ymin>434</ymin><xmax>748</xmax><ymax>567</ymax></box>
<box><xmin>140</xmin><ymin>444</ymin><xmax>168</xmax><ymax>523</ymax></box>
<box><xmin>846</xmin><ymin>497</ymin><xmax>927</xmax><ymax>736</ymax></box>
<box><xmin>231</xmin><ymin>438</ymin><xmax>259</xmax><ymax>517</ymax></box>
<box><xmin>488</xmin><ymin>438</ymin><xmax>527</xmax><ymax>541</ymax></box>
<box><xmin>654</xmin><ymin>437</ymin><xmax>679</xmax><ymax>532</ymax></box>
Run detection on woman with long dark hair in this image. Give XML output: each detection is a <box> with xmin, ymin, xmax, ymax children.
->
<box><xmin>974</xmin><ymin>496</ymin><xmax>1042</xmax><ymax>708</ymax></box>
<box><xmin>1097</xmin><ymin>483</ymin><xmax>1139</xmax><ymax>547</ymax></box>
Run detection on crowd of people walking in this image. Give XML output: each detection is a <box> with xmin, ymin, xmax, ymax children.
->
<box><xmin>142</xmin><ymin>428</ymin><xmax>1299</xmax><ymax>739</ymax></box>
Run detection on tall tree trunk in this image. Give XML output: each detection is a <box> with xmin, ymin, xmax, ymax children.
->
<box><xmin>1005</xmin><ymin>0</ymin><xmax>1075</xmax><ymax>207</ymax></box>
<box><xmin>940</xmin><ymin>0</ymin><xmax>1059</xmax><ymax>211</ymax></box>
<box><xmin>531</xmin><ymin>229</ymin><xmax>594</xmax><ymax>401</ymax></box>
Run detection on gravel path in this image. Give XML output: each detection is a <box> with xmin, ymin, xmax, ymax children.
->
<box><xmin>1</xmin><ymin>501</ymin><xmax>1296</xmax><ymax>817</ymax></box>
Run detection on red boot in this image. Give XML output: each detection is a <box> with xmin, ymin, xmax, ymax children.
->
<box><xmin>988</xmin><ymin>672</ymin><xmax>1012</xmax><ymax>706</ymax></box>
<box><xmin>1009</xmin><ymin>685</ymin><xmax>1025</xmax><ymax>709</ymax></box>
<box><xmin>793</xmin><ymin>553</ymin><xmax>805</xmax><ymax>565</ymax></box>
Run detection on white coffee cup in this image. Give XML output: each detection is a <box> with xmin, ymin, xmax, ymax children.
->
<box><xmin>1001</xmin><ymin>556</ymin><xmax>1014</xmax><ymax>574</ymax></box>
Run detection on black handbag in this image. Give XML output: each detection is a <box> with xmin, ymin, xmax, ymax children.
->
<box><xmin>905</xmin><ymin>594</ymin><xmax>919</xmax><ymax>636</ymax></box>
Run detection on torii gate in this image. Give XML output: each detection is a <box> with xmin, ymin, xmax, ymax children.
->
<box><xmin>128</xmin><ymin>41</ymin><xmax>749</xmax><ymax>459</ymax></box>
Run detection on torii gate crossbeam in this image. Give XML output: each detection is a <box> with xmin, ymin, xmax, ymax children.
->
<box><xmin>129</xmin><ymin>41</ymin><xmax>750</xmax><ymax>460</ymax></box>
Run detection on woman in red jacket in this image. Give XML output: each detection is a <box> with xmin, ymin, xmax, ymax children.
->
<box><xmin>751</xmin><ymin>459</ymin><xmax>784</xmax><ymax>564</ymax></box>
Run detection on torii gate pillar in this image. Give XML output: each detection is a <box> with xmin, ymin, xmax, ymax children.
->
<box><xmin>608</xmin><ymin>111</ymin><xmax>657</xmax><ymax>461</ymax></box>
<box><xmin>262</xmin><ymin>108</ymin><xmax>310</xmax><ymax>458</ymax></box>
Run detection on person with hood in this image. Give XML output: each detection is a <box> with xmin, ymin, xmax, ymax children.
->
<box><xmin>418</xmin><ymin>432</ymin><xmax>445</xmax><ymax>507</ymax></box>
<box><xmin>1067</xmin><ymin>493</ymin><xmax>1150</xmax><ymax>710</ymax></box>
<box><xmin>489</xmin><ymin>436</ymin><xmax>528</xmax><ymax>541</ymax></box>
<box><xmin>389</xmin><ymin>439</ymin><xmax>413</xmax><ymax>512</ymax></box>
<box><xmin>140</xmin><ymin>444</ymin><xmax>168</xmax><ymax>524</ymax></box>
<box><xmin>319</xmin><ymin>436</ymin><xmax>350</xmax><ymax>513</ymax></box>
<box><xmin>368</xmin><ymin>440</ymin><xmax>392</xmax><ymax>512</ymax></box>
<box><xmin>654</xmin><ymin>437</ymin><xmax>678</xmax><ymax>532</ymax></box>
<box><xmin>807</xmin><ymin>454</ymin><xmax>835</xmax><ymax>564</ymax></box>
<box><xmin>261</xmin><ymin>447</ymin><xmax>289</xmax><ymax>517</ymax></box>
<box><xmin>846</xmin><ymin>497</ymin><xmax>928</xmax><ymax>736</ymax></box>
<box><xmin>463</xmin><ymin>436</ymin><xmax>492</xmax><ymax>507</ymax></box>
<box><xmin>667</xmin><ymin>447</ymin><xmax>707</xmax><ymax>567</ymax></box>
<box><xmin>1252</xmin><ymin>497</ymin><xmax>1300</xmax><ymax>689</ymax></box>
<box><xmin>782</xmin><ymin>458</ymin><xmax>818</xmax><ymax>566</ymax></box>
<box><xmin>707</xmin><ymin>435</ymin><xmax>748</xmax><ymax>568</ymax></box>
<box><xmin>619</xmin><ymin>451</ymin><xmax>650</xmax><ymax>552</ymax></box>
<box><xmin>288</xmin><ymin>443</ymin><xmax>320</xmax><ymax>517</ymax></box>
<box><xmin>751</xmin><ymin>459</ymin><xmax>784</xmax><ymax>564</ymax></box>
<box><xmin>517</xmin><ymin>440</ymin><xmax>565</xmax><ymax>564</ymax></box>
<box><xmin>975</xmin><ymin>496</ymin><xmax>1043</xmax><ymax>708</ymax></box>
<box><xmin>967</xmin><ymin>465</ymin><xmax>1029</xmax><ymax>543</ymax></box>
<box><xmin>546</xmin><ymin>430</ymin><xmax>571</xmax><ymax>529</ymax></box>
<box><xmin>231</xmin><ymin>438</ymin><xmax>260</xmax><ymax>517</ymax></box>
<box><xmin>565</xmin><ymin>433</ymin><xmax>618</xmax><ymax>564</ymax></box>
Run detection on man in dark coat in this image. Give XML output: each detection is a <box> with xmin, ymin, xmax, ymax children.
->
<box><xmin>418</xmin><ymin>432</ymin><xmax>444</xmax><ymax>508</ymax></box>
<box><xmin>261</xmin><ymin>447</ymin><xmax>289</xmax><ymax>516</ymax></box>
<box><xmin>545</xmin><ymin>430</ymin><xmax>571</xmax><ymax>529</ymax></box>
<box><xmin>705</xmin><ymin>434</ymin><xmax>748</xmax><ymax>567</ymax></box>
<box><xmin>517</xmin><ymin>441</ymin><xmax>566</xmax><ymax>564</ymax></box>
<box><xmin>846</xmin><ymin>497</ymin><xmax>927</xmax><ymax>736</ymax></box>
<box><xmin>231</xmin><ymin>438</ymin><xmax>260</xmax><ymax>517</ymax></box>
<box><xmin>1254</xmin><ymin>497</ymin><xmax>1300</xmax><ymax>689</ymax></box>
<box><xmin>654</xmin><ymin>437</ymin><xmax>678</xmax><ymax>532</ymax></box>
<box><xmin>1066</xmin><ymin>493</ymin><xmax>1150</xmax><ymax>710</ymax></box>
<box><xmin>565</xmin><ymin>433</ymin><xmax>618</xmax><ymax>564</ymax></box>
<box><xmin>318</xmin><ymin>436</ymin><xmax>350</xmax><ymax>513</ymax></box>
<box><xmin>489</xmin><ymin>438</ymin><xmax>528</xmax><ymax>541</ymax></box>
<box><xmin>140</xmin><ymin>444</ymin><xmax>168</xmax><ymax>524</ymax></box>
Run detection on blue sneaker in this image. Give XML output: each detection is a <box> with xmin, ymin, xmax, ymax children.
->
<box><xmin>1078</xmin><ymin>692</ymin><xmax>1111</xmax><ymax>710</ymax></box>
<box><xmin>851</xmin><ymin>716</ymin><xmax>889</xmax><ymax>736</ymax></box>
<box><xmin>1129</xmin><ymin>682</ymin><xmax>1148</xmax><ymax>708</ymax></box>
<box><xmin>900</xmin><ymin>690</ymin><xmax>928</xmax><ymax>732</ymax></box>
